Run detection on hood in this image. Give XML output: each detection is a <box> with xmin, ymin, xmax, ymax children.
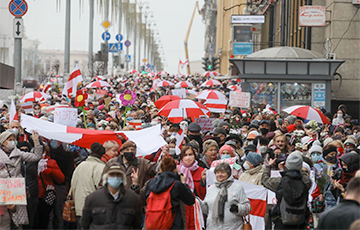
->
<box><xmin>147</xmin><ymin>171</ymin><xmax>179</xmax><ymax>194</ymax></box>
<box><xmin>340</xmin><ymin>153</ymin><xmax>360</xmax><ymax>173</ymax></box>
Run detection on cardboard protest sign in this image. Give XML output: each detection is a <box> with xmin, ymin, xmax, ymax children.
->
<box><xmin>210</xmin><ymin>157</ymin><xmax>236</xmax><ymax>168</ymax></box>
<box><xmin>54</xmin><ymin>108</ymin><xmax>78</xmax><ymax>127</ymax></box>
<box><xmin>229</xmin><ymin>91</ymin><xmax>251</xmax><ymax>108</ymax></box>
<box><xmin>104</xmin><ymin>97</ymin><xmax>112</xmax><ymax>109</ymax></box>
<box><xmin>0</xmin><ymin>178</ymin><xmax>27</xmax><ymax>205</ymax></box>
<box><xmin>194</xmin><ymin>118</ymin><xmax>223</xmax><ymax>133</ymax></box>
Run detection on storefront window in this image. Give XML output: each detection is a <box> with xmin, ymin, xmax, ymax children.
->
<box><xmin>248</xmin><ymin>82</ymin><xmax>278</xmax><ymax>109</ymax></box>
<box><xmin>280</xmin><ymin>83</ymin><xmax>311</xmax><ymax>111</ymax></box>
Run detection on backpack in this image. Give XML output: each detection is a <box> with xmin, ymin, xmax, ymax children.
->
<box><xmin>145</xmin><ymin>182</ymin><xmax>176</xmax><ymax>230</ymax></box>
<box><xmin>278</xmin><ymin>172</ymin><xmax>308</xmax><ymax>225</ymax></box>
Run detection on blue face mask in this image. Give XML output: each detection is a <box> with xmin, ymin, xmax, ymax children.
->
<box><xmin>107</xmin><ymin>177</ymin><xmax>122</xmax><ymax>189</ymax></box>
<box><xmin>311</xmin><ymin>153</ymin><xmax>321</xmax><ymax>163</ymax></box>
<box><xmin>50</xmin><ymin>140</ymin><xmax>61</xmax><ymax>149</ymax></box>
<box><xmin>221</xmin><ymin>154</ymin><xmax>231</xmax><ymax>159</ymax></box>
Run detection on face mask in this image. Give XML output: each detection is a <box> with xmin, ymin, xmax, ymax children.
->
<box><xmin>34</xmin><ymin>110</ymin><xmax>40</xmax><ymax>114</ymax></box>
<box><xmin>243</xmin><ymin>161</ymin><xmax>250</xmax><ymax>170</ymax></box>
<box><xmin>259</xmin><ymin>146</ymin><xmax>267</xmax><ymax>154</ymax></box>
<box><xmin>221</xmin><ymin>154</ymin><xmax>231</xmax><ymax>159</ymax></box>
<box><xmin>311</xmin><ymin>153</ymin><xmax>321</xmax><ymax>163</ymax></box>
<box><xmin>188</xmin><ymin>134</ymin><xmax>202</xmax><ymax>143</ymax></box>
<box><xmin>325</xmin><ymin>155</ymin><xmax>337</xmax><ymax>164</ymax></box>
<box><xmin>169</xmin><ymin>148</ymin><xmax>176</xmax><ymax>156</ymax></box>
<box><xmin>0</xmin><ymin>169</ymin><xmax>8</xmax><ymax>178</ymax></box>
<box><xmin>107</xmin><ymin>177</ymin><xmax>122</xmax><ymax>189</ymax></box>
<box><xmin>241</xmin><ymin>134</ymin><xmax>247</xmax><ymax>140</ymax></box>
<box><xmin>248</xmin><ymin>141</ymin><xmax>253</xmax><ymax>146</ymax></box>
<box><xmin>337</xmin><ymin>114</ymin><xmax>343</xmax><ymax>118</ymax></box>
<box><xmin>50</xmin><ymin>140</ymin><xmax>61</xmax><ymax>149</ymax></box>
<box><xmin>124</xmin><ymin>151</ymin><xmax>135</xmax><ymax>162</ymax></box>
<box><xmin>165</xmin><ymin>137</ymin><xmax>171</xmax><ymax>142</ymax></box>
<box><xmin>5</xmin><ymin>141</ymin><xmax>15</xmax><ymax>150</ymax></box>
<box><xmin>212</xmin><ymin>136</ymin><xmax>221</xmax><ymax>144</ymax></box>
<box><xmin>260</xmin><ymin>128</ymin><xmax>269</xmax><ymax>135</ymax></box>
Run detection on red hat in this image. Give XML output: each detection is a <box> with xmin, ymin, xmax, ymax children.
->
<box><xmin>286</xmin><ymin>124</ymin><xmax>296</xmax><ymax>133</ymax></box>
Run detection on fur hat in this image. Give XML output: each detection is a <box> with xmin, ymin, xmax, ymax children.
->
<box><xmin>119</xmin><ymin>141</ymin><xmax>137</xmax><ymax>152</ymax></box>
<box><xmin>203</xmin><ymin>139</ymin><xmax>218</xmax><ymax>153</ymax></box>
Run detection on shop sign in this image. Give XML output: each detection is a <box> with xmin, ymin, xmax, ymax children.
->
<box><xmin>231</xmin><ymin>15</ymin><xmax>265</xmax><ymax>24</ymax></box>
<box><xmin>299</xmin><ymin>6</ymin><xmax>326</xmax><ymax>27</ymax></box>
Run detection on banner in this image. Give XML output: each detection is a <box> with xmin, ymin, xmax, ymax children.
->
<box><xmin>229</xmin><ymin>91</ymin><xmax>251</xmax><ymax>108</ymax></box>
<box><xmin>54</xmin><ymin>108</ymin><xmax>78</xmax><ymax>127</ymax></box>
<box><xmin>0</xmin><ymin>178</ymin><xmax>27</xmax><ymax>205</ymax></box>
<box><xmin>194</xmin><ymin>118</ymin><xmax>223</xmax><ymax>133</ymax></box>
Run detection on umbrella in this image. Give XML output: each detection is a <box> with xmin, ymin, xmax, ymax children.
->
<box><xmin>146</xmin><ymin>72</ymin><xmax>156</xmax><ymax>77</ymax></box>
<box><xmin>186</xmin><ymin>89</ymin><xmax>198</xmax><ymax>96</ymax></box>
<box><xmin>282</xmin><ymin>105</ymin><xmax>330</xmax><ymax>124</ymax></box>
<box><xmin>200</xmin><ymin>79</ymin><xmax>222</xmax><ymax>87</ymax></box>
<box><xmin>158</xmin><ymin>99</ymin><xmax>210</xmax><ymax>123</ymax></box>
<box><xmin>154</xmin><ymin>95</ymin><xmax>181</xmax><ymax>109</ymax></box>
<box><xmin>227</xmin><ymin>85</ymin><xmax>242</xmax><ymax>91</ymax></box>
<box><xmin>175</xmin><ymin>81</ymin><xmax>194</xmax><ymax>88</ymax></box>
<box><xmin>93</xmin><ymin>76</ymin><xmax>105</xmax><ymax>81</ymax></box>
<box><xmin>202</xmin><ymin>71</ymin><xmax>220</xmax><ymax>77</ymax></box>
<box><xmin>20</xmin><ymin>91</ymin><xmax>51</xmax><ymax>103</ymax></box>
<box><xmin>45</xmin><ymin>105</ymin><xmax>70</xmax><ymax>113</ymax></box>
<box><xmin>155</xmin><ymin>80</ymin><xmax>174</xmax><ymax>87</ymax></box>
<box><xmin>85</xmin><ymin>80</ymin><xmax>111</xmax><ymax>88</ymax></box>
<box><xmin>127</xmin><ymin>69</ymin><xmax>139</xmax><ymax>74</ymax></box>
<box><xmin>196</xmin><ymin>90</ymin><xmax>228</xmax><ymax>113</ymax></box>
<box><xmin>157</xmin><ymin>71</ymin><xmax>168</xmax><ymax>76</ymax></box>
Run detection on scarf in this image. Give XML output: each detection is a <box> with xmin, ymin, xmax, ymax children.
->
<box><xmin>213</xmin><ymin>176</ymin><xmax>234</xmax><ymax>223</ymax></box>
<box><xmin>177</xmin><ymin>160</ymin><xmax>199</xmax><ymax>192</ymax></box>
<box><xmin>38</xmin><ymin>157</ymin><xmax>49</xmax><ymax>175</ymax></box>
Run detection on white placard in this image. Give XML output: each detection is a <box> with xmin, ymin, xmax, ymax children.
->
<box><xmin>194</xmin><ymin>118</ymin><xmax>224</xmax><ymax>133</ymax></box>
<box><xmin>171</xmin><ymin>89</ymin><xmax>186</xmax><ymax>98</ymax></box>
<box><xmin>54</xmin><ymin>108</ymin><xmax>78</xmax><ymax>127</ymax></box>
<box><xmin>0</xmin><ymin>178</ymin><xmax>27</xmax><ymax>205</ymax></box>
<box><xmin>229</xmin><ymin>91</ymin><xmax>251</xmax><ymax>108</ymax></box>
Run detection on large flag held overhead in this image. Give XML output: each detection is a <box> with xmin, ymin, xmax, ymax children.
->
<box><xmin>62</xmin><ymin>65</ymin><xmax>83</xmax><ymax>98</ymax></box>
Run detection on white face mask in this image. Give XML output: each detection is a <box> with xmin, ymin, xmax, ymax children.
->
<box><xmin>169</xmin><ymin>148</ymin><xmax>176</xmax><ymax>156</ymax></box>
<box><xmin>34</xmin><ymin>109</ymin><xmax>41</xmax><ymax>114</ymax></box>
<box><xmin>243</xmin><ymin>161</ymin><xmax>250</xmax><ymax>170</ymax></box>
<box><xmin>5</xmin><ymin>141</ymin><xmax>15</xmax><ymax>150</ymax></box>
<box><xmin>337</xmin><ymin>113</ymin><xmax>343</xmax><ymax>118</ymax></box>
<box><xmin>248</xmin><ymin>141</ymin><xmax>253</xmax><ymax>146</ymax></box>
<box><xmin>259</xmin><ymin>146</ymin><xmax>268</xmax><ymax>154</ymax></box>
<box><xmin>0</xmin><ymin>169</ymin><xmax>8</xmax><ymax>178</ymax></box>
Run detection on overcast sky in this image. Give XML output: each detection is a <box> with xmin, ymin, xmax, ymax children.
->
<box><xmin>23</xmin><ymin>0</ymin><xmax>205</xmax><ymax>73</ymax></box>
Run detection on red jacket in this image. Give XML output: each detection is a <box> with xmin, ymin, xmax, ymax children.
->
<box><xmin>38</xmin><ymin>157</ymin><xmax>65</xmax><ymax>198</ymax></box>
<box><xmin>185</xmin><ymin>167</ymin><xmax>206</xmax><ymax>230</ymax></box>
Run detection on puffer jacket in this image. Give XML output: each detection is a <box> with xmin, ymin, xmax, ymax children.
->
<box><xmin>238</xmin><ymin>165</ymin><xmax>264</xmax><ymax>186</ymax></box>
<box><xmin>81</xmin><ymin>185</ymin><xmax>142</xmax><ymax>229</ymax></box>
<box><xmin>38</xmin><ymin>156</ymin><xmax>65</xmax><ymax>198</ymax></box>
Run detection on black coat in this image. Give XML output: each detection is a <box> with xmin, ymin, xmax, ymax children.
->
<box><xmin>145</xmin><ymin>171</ymin><xmax>195</xmax><ymax>229</ymax></box>
<box><xmin>81</xmin><ymin>185</ymin><xmax>142</xmax><ymax>229</ymax></box>
<box><xmin>318</xmin><ymin>199</ymin><xmax>360</xmax><ymax>230</ymax></box>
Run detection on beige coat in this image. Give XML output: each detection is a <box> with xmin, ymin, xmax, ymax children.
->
<box><xmin>238</xmin><ymin>165</ymin><xmax>264</xmax><ymax>186</ymax></box>
<box><xmin>71</xmin><ymin>156</ymin><xmax>105</xmax><ymax>216</ymax></box>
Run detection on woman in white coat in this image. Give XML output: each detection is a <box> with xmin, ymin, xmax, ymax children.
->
<box><xmin>201</xmin><ymin>162</ymin><xmax>251</xmax><ymax>230</ymax></box>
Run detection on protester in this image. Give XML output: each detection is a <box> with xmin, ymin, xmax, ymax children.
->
<box><xmin>238</xmin><ymin>151</ymin><xmax>264</xmax><ymax>186</ymax></box>
<box><xmin>198</xmin><ymin>139</ymin><xmax>218</xmax><ymax>169</ymax></box>
<box><xmin>200</xmin><ymin>162</ymin><xmax>251</xmax><ymax>230</ymax></box>
<box><xmin>101</xmin><ymin>140</ymin><xmax>120</xmax><ymax>163</ymax></box>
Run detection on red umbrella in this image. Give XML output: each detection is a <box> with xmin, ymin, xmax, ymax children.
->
<box><xmin>175</xmin><ymin>81</ymin><xmax>194</xmax><ymax>88</ymax></box>
<box><xmin>20</xmin><ymin>91</ymin><xmax>51</xmax><ymax>103</ymax></box>
<box><xmin>46</xmin><ymin>105</ymin><xmax>70</xmax><ymax>113</ymax></box>
<box><xmin>155</xmin><ymin>95</ymin><xmax>181</xmax><ymax>109</ymax></box>
<box><xmin>202</xmin><ymin>71</ymin><xmax>220</xmax><ymax>77</ymax></box>
<box><xmin>158</xmin><ymin>99</ymin><xmax>210</xmax><ymax>123</ymax></box>
<box><xmin>200</xmin><ymin>79</ymin><xmax>222</xmax><ymax>87</ymax></box>
<box><xmin>155</xmin><ymin>80</ymin><xmax>174</xmax><ymax>87</ymax></box>
<box><xmin>282</xmin><ymin>105</ymin><xmax>330</xmax><ymax>124</ymax></box>
<box><xmin>93</xmin><ymin>76</ymin><xmax>105</xmax><ymax>81</ymax></box>
<box><xmin>85</xmin><ymin>80</ymin><xmax>111</xmax><ymax>88</ymax></box>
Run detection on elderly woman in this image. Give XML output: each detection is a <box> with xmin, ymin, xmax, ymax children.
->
<box><xmin>101</xmin><ymin>140</ymin><xmax>120</xmax><ymax>163</ymax></box>
<box><xmin>0</xmin><ymin>130</ymin><xmax>42</xmax><ymax>228</ymax></box>
<box><xmin>198</xmin><ymin>139</ymin><xmax>219</xmax><ymax>169</ymax></box>
<box><xmin>238</xmin><ymin>151</ymin><xmax>264</xmax><ymax>186</ymax></box>
<box><xmin>201</xmin><ymin>163</ymin><xmax>251</xmax><ymax>230</ymax></box>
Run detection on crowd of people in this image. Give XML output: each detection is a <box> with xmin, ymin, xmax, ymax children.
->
<box><xmin>0</xmin><ymin>73</ymin><xmax>359</xmax><ymax>230</ymax></box>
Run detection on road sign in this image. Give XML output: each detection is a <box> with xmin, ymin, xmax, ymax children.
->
<box><xmin>125</xmin><ymin>55</ymin><xmax>131</xmax><ymax>62</ymax></box>
<box><xmin>102</xmin><ymin>31</ymin><xmax>111</xmax><ymax>41</ymax></box>
<box><xmin>9</xmin><ymin>0</ymin><xmax>28</xmax><ymax>17</ymax></box>
<box><xmin>124</xmin><ymin>40</ymin><xmax>131</xmax><ymax>48</ymax></box>
<box><xmin>100</xmin><ymin>19</ymin><xmax>112</xmax><ymax>30</ymax></box>
<box><xmin>13</xmin><ymin>18</ymin><xmax>23</xmax><ymax>38</ymax></box>
<box><xmin>115</xmin><ymin>34</ymin><xmax>123</xmax><ymax>42</ymax></box>
<box><xmin>109</xmin><ymin>43</ymin><xmax>123</xmax><ymax>53</ymax></box>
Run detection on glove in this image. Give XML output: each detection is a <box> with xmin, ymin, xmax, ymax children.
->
<box><xmin>230</xmin><ymin>204</ymin><xmax>239</xmax><ymax>213</ymax></box>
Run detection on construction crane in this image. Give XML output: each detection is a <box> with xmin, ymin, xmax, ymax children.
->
<box><xmin>184</xmin><ymin>1</ymin><xmax>202</xmax><ymax>75</ymax></box>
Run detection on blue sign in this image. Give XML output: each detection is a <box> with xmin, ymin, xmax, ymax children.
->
<box><xmin>313</xmin><ymin>83</ymin><xmax>325</xmax><ymax>107</ymax></box>
<box><xmin>125</xmin><ymin>55</ymin><xmax>131</xmax><ymax>62</ymax></box>
<box><xmin>233</xmin><ymin>42</ymin><xmax>253</xmax><ymax>55</ymax></box>
<box><xmin>115</xmin><ymin>34</ymin><xmax>123</xmax><ymax>42</ymax></box>
<box><xmin>124</xmin><ymin>40</ymin><xmax>131</xmax><ymax>48</ymax></box>
<box><xmin>102</xmin><ymin>31</ymin><xmax>111</xmax><ymax>41</ymax></box>
<box><xmin>9</xmin><ymin>0</ymin><xmax>28</xmax><ymax>17</ymax></box>
<box><xmin>108</xmin><ymin>43</ymin><xmax>123</xmax><ymax>52</ymax></box>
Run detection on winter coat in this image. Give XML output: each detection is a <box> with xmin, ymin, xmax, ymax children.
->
<box><xmin>22</xmin><ymin>161</ymin><xmax>39</xmax><ymax>198</ymax></box>
<box><xmin>238</xmin><ymin>165</ymin><xmax>264</xmax><ymax>186</ymax></box>
<box><xmin>200</xmin><ymin>177</ymin><xmax>251</xmax><ymax>230</ymax></box>
<box><xmin>38</xmin><ymin>156</ymin><xmax>65</xmax><ymax>198</ymax></box>
<box><xmin>81</xmin><ymin>185</ymin><xmax>142</xmax><ymax>229</ymax></box>
<box><xmin>145</xmin><ymin>171</ymin><xmax>195</xmax><ymax>230</ymax></box>
<box><xmin>318</xmin><ymin>199</ymin><xmax>360</xmax><ymax>230</ymax></box>
<box><xmin>71</xmin><ymin>156</ymin><xmax>105</xmax><ymax>216</ymax></box>
<box><xmin>50</xmin><ymin>145</ymin><xmax>75</xmax><ymax>185</ymax></box>
<box><xmin>105</xmin><ymin>155</ymin><xmax>157</xmax><ymax>192</ymax></box>
<box><xmin>197</xmin><ymin>156</ymin><xmax>211</xmax><ymax>169</ymax></box>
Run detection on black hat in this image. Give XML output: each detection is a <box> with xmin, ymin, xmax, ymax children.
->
<box><xmin>91</xmin><ymin>142</ymin><xmax>105</xmax><ymax>156</ymax></box>
<box><xmin>260</xmin><ymin>120</ymin><xmax>270</xmax><ymax>125</ymax></box>
<box><xmin>212</xmin><ymin>127</ymin><xmax>227</xmax><ymax>136</ymax></box>
<box><xmin>188</xmin><ymin>123</ymin><xmax>201</xmax><ymax>132</ymax></box>
<box><xmin>245</xmin><ymin>144</ymin><xmax>256</xmax><ymax>152</ymax></box>
<box><xmin>226</xmin><ymin>134</ymin><xmax>243</xmax><ymax>147</ymax></box>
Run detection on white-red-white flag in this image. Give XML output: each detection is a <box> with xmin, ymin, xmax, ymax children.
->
<box><xmin>178</xmin><ymin>59</ymin><xmax>188</xmax><ymax>75</ymax></box>
<box><xmin>256</xmin><ymin>138</ymin><xmax>261</xmax><ymax>155</ymax></box>
<box><xmin>174</xmin><ymin>123</ymin><xmax>186</xmax><ymax>155</ymax></box>
<box><xmin>62</xmin><ymin>65</ymin><xmax>83</xmax><ymax>98</ymax></box>
<box><xmin>42</xmin><ymin>82</ymin><xmax>51</xmax><ymax>94</ymax></box>
<box><xmin>9</xmin><ymin>99</ymin><xmax>18</xmax><ymax>123</ymax></box>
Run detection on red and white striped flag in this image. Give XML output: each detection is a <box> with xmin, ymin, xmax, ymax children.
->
<box><xmin>42</xmin><ymin>82</ymin><xmax>51</xmax><ymax>94</ymax></box>
<box><xmin>21</xmin><ymin>102</ymin><xmax>33</xmax><ymax>113</ymax></box>
<box><xmin>62</xmin><ymin>65</ymin><xmax>83</xmax><ymax>98</ymax></box>
<box><xmin>9</xmin><ymin>99</ymin><xmax>18</xmax><ymax>123</ymax></box>
<box><xmin>174</xmin><ymin>124</ymin><xmax>185</xmax><ymax>155</ymax></box>
<box><xmin>256</xmin><ymin>139</ymin><xmax>261</xmax><ymax>155</ymax></box>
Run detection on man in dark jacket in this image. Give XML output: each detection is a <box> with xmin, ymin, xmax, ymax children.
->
<box><xmin>81</xmin><ymin>161</ymin><xmax>142</xmax><ymax>229</ymax></box>
<box><xmin>318</xmin><ymin>177</ymin><xmax>360</xmax><ymax>230</ymax></box>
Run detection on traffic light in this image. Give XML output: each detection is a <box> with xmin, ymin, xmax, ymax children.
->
<box><xmin>211</xmin><ymin>57</ymin><xmax>220</xmax><ymax>71</ymax></box>
<box><xmin>202</xmin><ymin>57</ymin><xmax>210</xmax><ymax>71</ymax></box>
